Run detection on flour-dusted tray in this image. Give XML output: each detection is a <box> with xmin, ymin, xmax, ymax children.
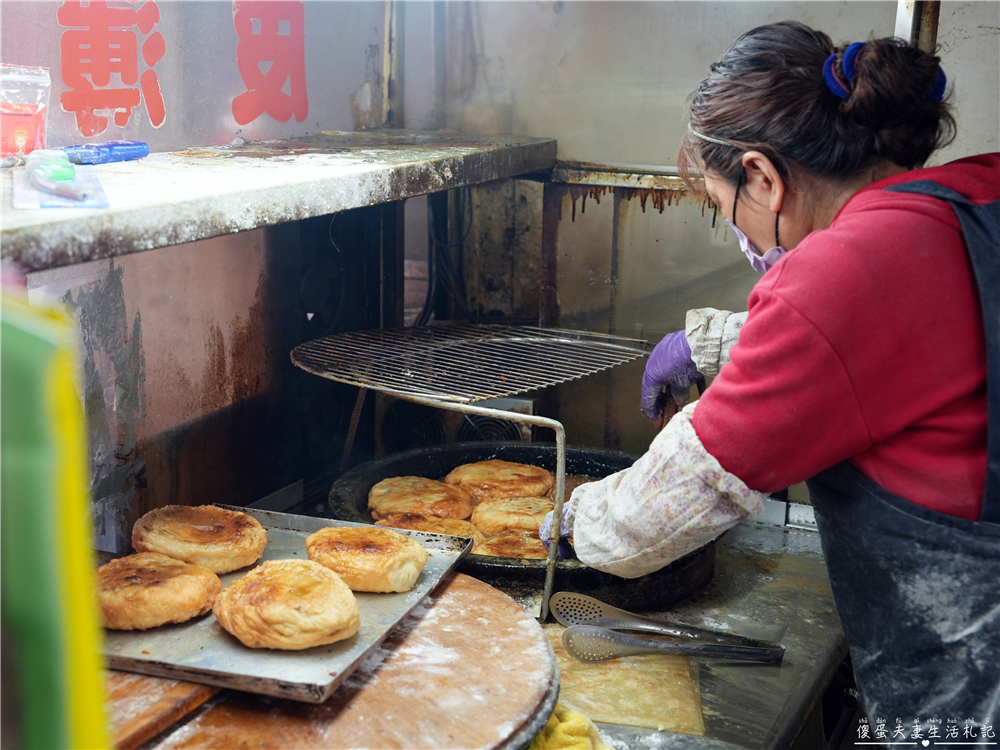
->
<box><xmin>103</xmin><ymin>506</ymin><xmax>472</xmax><ymax>703</ymax></box>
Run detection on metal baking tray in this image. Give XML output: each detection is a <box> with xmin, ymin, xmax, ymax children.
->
<box><xmin>102</xmin><ymin>506</ymin><xmax>471</xmax><ymax>703</ymax></box>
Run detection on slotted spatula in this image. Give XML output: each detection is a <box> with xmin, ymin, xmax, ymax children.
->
<box><xmin>562</xmin><ymin>625</ymin><xmax>785</xmax><ymax>664</ymax></box>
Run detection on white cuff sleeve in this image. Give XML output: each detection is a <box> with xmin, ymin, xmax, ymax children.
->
<box><xmin>685</xmin><ymin>308</ymin><xmax>747</xmax><ymax>376</ymax></box>
<box><xmin>564</xmin><ymin>402</ymin><xmax>767</xmax><ymax>579</ymax></box>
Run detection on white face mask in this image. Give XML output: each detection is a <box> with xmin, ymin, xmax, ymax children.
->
<box><xmin>729</xmin><ymin>175</ymin><xmax>786</xmax><ymax>274</ymax></box>
<box><xmin>726</xmin><ymin>219</ymin><xmax>787</xmax><ymax>273</ymax></box>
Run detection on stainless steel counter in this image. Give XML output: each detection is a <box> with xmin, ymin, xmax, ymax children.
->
<box><xmin>1</xmin><ymin>130</ymin><xmax>556</xmax><ymax>272</ymax></box>
<box><xmin>596</xmin><ymin>521</ymin><xmax>847</xmax><ymax>750</ymax></box>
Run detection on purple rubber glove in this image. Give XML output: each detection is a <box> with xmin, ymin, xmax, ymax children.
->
<box><xmin>640</xmin><ymin>330</ymin><xmax>702</xmax><ymax>421</ymax></box>
<box><xmin>539</xmin><ymin>507</ymin><xmax>571</xmax><ymax>557</ymax></box>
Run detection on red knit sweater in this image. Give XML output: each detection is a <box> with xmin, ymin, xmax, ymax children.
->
<box><xmin>693</xmin><ymin>153</ymin><xmax>999</xmax><ymax>520</ymax></box>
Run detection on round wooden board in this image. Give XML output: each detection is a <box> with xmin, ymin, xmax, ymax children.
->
<box><xmin>144</xmin><ymin>572</ymin><xmax>559</xmax><ymax>749</ymax></box>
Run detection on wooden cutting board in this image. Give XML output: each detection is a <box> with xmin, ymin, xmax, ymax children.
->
<box><xmin>134</xmin><ymin>572</ymin><xmax>557</xmax><ymax>749</ymax></box>
<box><xmin>105</xmin><ymin>672</ymin><xmax>219</xmax><ymax>750</ymax></box>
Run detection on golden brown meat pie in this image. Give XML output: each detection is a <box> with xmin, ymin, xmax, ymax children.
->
<box><xmin>444</xmin><ymin>459</ymin><xmax>554</xmax><ymax>505</ymax></box>
<box><xmin>213</xmin><ymin>559</ymin><xmax>360</xmax><ymax>650</ymax></box>
<box><xmin>306</xmin><ymin>525</ymin><xmax>428</xmax><ymax>593</ymax></box>
<box><xmin>97</xmin><ymin>552</ymin><xmax>222</xmax><ymax>630</ymax></box>
<box><xmin>471</xmin><ymin>496</ymin><xmax>555</xmax><ymax>538</ymax></box>
<box><xmin>132</xmin><ymin>504</ymin><xmax>267</xmax><ymax>574</ymax></box>
<box><xmin>367</xmin><ymin>476</ymin><xmax>473</xmax><ymax>521</ymax></box>
<box><xmin>375</xmin><ymin>513</ymin><xmax>487</xmax><ymax>548</ymax></box>
<box><xmin>475</xmin><ymin>534</ymin><xmax>549</xmax><ymax>559</ymax></box>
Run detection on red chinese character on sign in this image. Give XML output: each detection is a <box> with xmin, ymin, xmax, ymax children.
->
<box><xmin>231</xmin><ymin>1</ymin><xmax>308</xmax><ymax>125</ymax></box>
<box><xmin>58</xmin><ymin>0</ymin><xmax>166</xmax><ymax>137</ymax></box>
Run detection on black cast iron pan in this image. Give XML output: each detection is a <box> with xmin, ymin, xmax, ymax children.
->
<box><xmin>327</xmin><ymin>442</ymin><xmax>716</xmax><ymax>612</ymax></box>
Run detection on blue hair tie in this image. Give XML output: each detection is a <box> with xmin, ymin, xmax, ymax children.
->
<box><xmin>842</xmin><ymin>42</ymin><xmax>866</xmax><ymax>82</ymax></box>
<box><xmin>826</xmin><ymin>41</ymin><xmax>944</xmax><ymax>104</ymax></box>
<box><xmin>930</xmin><ymin>66</ymin><xmax>947</xmax><ymax>102</ymax></box>
<box><xmin>822</xmin><ymin>54</ymin><xmax>850</xmax><ymax>99</ymax></box>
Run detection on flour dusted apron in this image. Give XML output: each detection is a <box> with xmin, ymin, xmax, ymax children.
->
<box><xmin>807</xmin><ymin>180</ymin><xmax>1000</xmax><ymax>724</ymax></box>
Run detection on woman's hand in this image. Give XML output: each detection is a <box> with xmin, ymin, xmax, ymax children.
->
<box><xmin>539</xmin><ymin>507</ymin><xmax>569</xmax><ymax>550</ymax></box>
<box><xmin>640</xmin><ymin>331</ymin><xmax>703</xmax><ymax>422</ymax></box>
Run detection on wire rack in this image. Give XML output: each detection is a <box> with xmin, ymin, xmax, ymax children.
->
<box><xmin>291</xmin><ymin>323</ymin><xmax>650</xmax><ymax>621</ymax></box>
<box><xmin>291</xmin><ymin>324</ymin><xmax>649</xmax><ymax>402</ymax></box>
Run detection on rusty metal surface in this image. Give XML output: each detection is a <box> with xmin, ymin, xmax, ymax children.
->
<box><xmin>1</xmin><ymin>131</ymin><xmax>556</xmax><ymax>272</ymax></box>
<box><xmin>912</xmin><ymin>0</ymin><xmax>941</xmax><ymax>53</ymax></box>
<box><xmin>551</xmin><ymin>160</ymin><xmax>689</xmax><ymax>191</ymax></box>
<box><xmin>102</xmin><ymin>506</ymin><xmax>471</xmax><ymax>703</ymax></box>
<box><xmin>539</xmin><ymin>181</ymin><xmax>565</xmax><ymax>330</ymax></box>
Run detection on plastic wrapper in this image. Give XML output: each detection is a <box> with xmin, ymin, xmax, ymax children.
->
<box><xmin>1</xmin><ymin>64</ymin><xmax>51</xmax><ymax>158</ymax></box>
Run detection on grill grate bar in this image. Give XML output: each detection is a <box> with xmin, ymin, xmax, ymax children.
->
<box><xmin>291</xmin><ymin>324</ymin><xmax>649</xmax><ymax>403</ymax></box>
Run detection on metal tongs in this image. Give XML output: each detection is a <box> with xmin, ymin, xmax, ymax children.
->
<box><xmin>550</xmin><ymin>592</ymin><xmax>785</xmax><ymax>664</ymax></box>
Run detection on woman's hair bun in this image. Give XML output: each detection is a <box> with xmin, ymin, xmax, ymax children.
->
<box><xmin>834</xmin><ymin>38</ymin><xmax>954</xmax><ymax>168</ymax></box>
<box><xmin>678</xmin><ymin>21</ymin><xmax>956</xmax><ymax>190</ymax></box>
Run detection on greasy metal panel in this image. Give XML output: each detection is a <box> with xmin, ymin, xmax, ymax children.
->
<box><xmin>552</xmin><ymin>187</ymin><xmax>757</xmax><ymax>341</ymax></box>
<box><xmin>540</xmin><ymin>182</ymin><xmax>565</xmax><ymax>329</ymax></box>
<box><xmin>0</xmin><ymin>1</ymin><xmax>383</xmax><ymax>151</ymax></box>
<box><xmin>26</xmin><ymin>260</ymin><xmax>146</xmax><ymax>551</ymax></box>
<box><xmin>2</xmin><ymin>132</ymin><xmax>557</xmax><ymax>272</ymax></box>
<box><xmin>104</xmin><ymin>507</ymin><xmax>471</xmax><ymax>703</ymax></box>
<box><xmin>27</xmin><ymin>208</ymin><xmax>390</xmax><ymax>553</ymax></box>
<box><xmin>511</xmin><ymin>181</ymin><xmax>545</xmax><ymax>318</ymax></box>
<box><xmin>28</xmin><ymin>232</ymin><xmax>274</xmax><ymax>551</ymax></box>
<box><xmin>113</xmin><ymin>232</ymin><xmax>270</xmax><ymax>437</ymax></box>
<box><xmin>465</xmin><ymin>179</ymin><xmax>543</xmax><ymax>321</ymax></box>
<box><xmin>552</xmin><ymin>186</ymin><xmax>617</xmax><ymax>335</ymax></box>
<box><xmin>551</xmin><ymin>358</ymin><xmax>651</xmax><ymax>454</ymax></box>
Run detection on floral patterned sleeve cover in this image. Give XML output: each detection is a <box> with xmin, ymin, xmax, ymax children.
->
<box><xmin>685</xmin><ymin>308</ymin><xmax>747</xmax><ymax>377</ymax></box>
<box><xmin>564</xmin><ymin>402</ymin><xmax>767</xmax><ymax>579</ymax></box>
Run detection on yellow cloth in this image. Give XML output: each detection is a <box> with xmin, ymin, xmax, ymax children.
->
<box><xmin>529</xmin><ymin>703</ymin><xmax>609</xmax><ymax>750</ymax></box>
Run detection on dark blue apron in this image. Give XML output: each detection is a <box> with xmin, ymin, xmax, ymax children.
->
<box><xmin>806</xmin><ymin>180</ymin><xmax>1000</xmax><ymax>725</ymax></box>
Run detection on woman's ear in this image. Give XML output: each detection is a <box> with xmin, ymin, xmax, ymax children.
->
<box><xmin>741</xmin><ymin>151</ymin><xmax>785</xmax><ymax>213</ymax></box>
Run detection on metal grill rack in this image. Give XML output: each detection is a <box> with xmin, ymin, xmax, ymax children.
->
<box><xmin>291</xmin><ymin>324</ymin><xmax>648</xmax><ymax>403</ymax></box>
<box><xmin>291</xmin><ymin>323</ymin><xmax>650</xmax><ymax>620</ymax></box>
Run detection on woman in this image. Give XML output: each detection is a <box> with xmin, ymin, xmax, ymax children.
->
<box><xmin>543</xmin><ymin>21</ymin><xmax>999</xmax><ymax>726</ymax></box>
